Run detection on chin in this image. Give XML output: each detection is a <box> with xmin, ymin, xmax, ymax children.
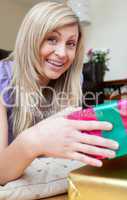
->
<box><xmin>45</xmin><ymin>70</ymin><xmax>64</xmax><ymax>80</ymax></box>
<box><xmin>46</xmin><ymin>73</ymin><xmax>61</xmax><ymax>80</ymax></box>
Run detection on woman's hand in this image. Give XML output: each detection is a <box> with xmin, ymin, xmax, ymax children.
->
<box><xmin>34</xmin><ymin>108</ymin><xmax>119</xmax><ymax>167</ymax></box>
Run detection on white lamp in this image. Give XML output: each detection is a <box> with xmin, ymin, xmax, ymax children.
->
<box><xmin>66</xmin><ymin>0</ymin><xmax>91</xmax><ymax>25</ymax></box>
<box><xmin>50</xmin><ymin>0</ymin><xmax>91</xmax><ymax>25</ymax></box>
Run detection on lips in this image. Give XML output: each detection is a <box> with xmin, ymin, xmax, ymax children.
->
<box><xmin>46</xmin><ymin>59</ymin><xmax>64</xmax><ymax>67</ymax></box>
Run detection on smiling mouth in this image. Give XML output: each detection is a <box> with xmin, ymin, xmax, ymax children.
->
<box><xmin>46</xmin><ymin>59</ymin><xmax>64</xmax><ymax>68</ymax></box>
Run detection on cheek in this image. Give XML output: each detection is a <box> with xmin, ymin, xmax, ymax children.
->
<box><xmin>40</xmin><ymin>44</ymin><xmax>53</xmax><ymax>59</ymax></box>
<box><xmin>68</xmin><ymin>51</ymin><xmax>76</xmax><ymax>64</ymax></box>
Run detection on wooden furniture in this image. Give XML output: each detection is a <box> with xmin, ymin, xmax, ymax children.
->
<box><xmin>0</xmin><ymin>49</ymin><xmax>11</xmax><ymax>60</ymax></box>
<box><xmin>99</xmin><ymin>78</ymin><xmax>127</xmax><ymax>100</ymax></box>
<box><xmin>82</xmin><ymin>78</ymin><xmax>127</xmax><ymax>107</ymax></box>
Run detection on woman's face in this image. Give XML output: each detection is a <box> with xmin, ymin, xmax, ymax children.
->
<box><xmin>39</xmin><ymin>23</ymin><xmax>79</xmax><ymax>84</ymax></box>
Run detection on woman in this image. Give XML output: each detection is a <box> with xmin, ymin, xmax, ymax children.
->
<box><xmin>0</xmin><ymin>1</ymin><xmax>118</xmax><ymax>185</ymax></box>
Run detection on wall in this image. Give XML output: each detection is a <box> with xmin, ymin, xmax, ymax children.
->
<box><xmin>0</xmin><ymin>0</ymin><xmax>61</xmax><ymax>50</ymax></box>
<box><xmin>85</xmin><ymin>0</ymin><xmax>127</xmax><ymax>80</ymax></box>
<box><xmin>0</xmin><ymin>0</ymin><xmax>29</xmax><ymax>50</ymax></box>
<box><xmin>0</xmin><ymin>0</ymin><xmax>127</xmax><ymax>80</ymax></box>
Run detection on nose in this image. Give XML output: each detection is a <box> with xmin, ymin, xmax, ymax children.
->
<box><xmin>54</xmin><ymin>44</ymin><xmax>67</xmax><ymax>60</ymax></box>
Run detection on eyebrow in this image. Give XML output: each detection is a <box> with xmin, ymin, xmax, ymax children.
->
<box><xmin>52</xmin><ymin>30</ymin><xmax>61</xmax><ymax>36</ymax></box>
<box><xmin>52</xmin><ymin>30</ymin><xmax>78</xmax><ymax>39</ymax></box>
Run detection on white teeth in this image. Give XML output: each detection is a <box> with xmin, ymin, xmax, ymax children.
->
<box><xmin>47</xmin><ymin>59</ymin><xmax>63</xmax><ymax>67</ymax></box>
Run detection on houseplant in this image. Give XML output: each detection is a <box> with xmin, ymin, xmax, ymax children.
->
<box><xmin>85</xmin><ymin>48</ymin><xmax>110</xmax><ymax>83</ymax></box>
<box><xmin>82</xmin><ymin>49</ymin><xmax>110</xmax><ymax>107</ymax></box>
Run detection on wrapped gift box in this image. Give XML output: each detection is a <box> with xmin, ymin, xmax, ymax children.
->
<box><xmin>68</xmin><ymin>156</ymin><xmax>127</xmax><ymax>200</ymax></box>
<box><xmin>67</xmin><ymin>100</ymin><xmax>127</xmax><ymax>159</ymax></box>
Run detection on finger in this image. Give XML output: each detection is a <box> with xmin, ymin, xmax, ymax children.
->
<box><xmin>74</xmin><ymin>131</ymin><xmax>119</xmax><ymax>150</ymax></box>
<box><xmin>70</xmin><ymin>152</ymin><xmax>103</xmax><ymax>167</ymax></box>
<box><xmin>60</xmin><ymin>106</ymin><xmax>82</xmax><ymax>116</ymax></box>
<box><xmin>74</xmin><ymin>143</ymin><xmax>116</xmax><ymax>158</ymax></box>
<box><xmin>52</xmin><ymin>106</ymin><xmax>82</xmax><ymax>118</ymax></box>
<box><xmin>68</xmin><ymin>119</ymin><xmax>113</xmax><ymax>131</ymax></box>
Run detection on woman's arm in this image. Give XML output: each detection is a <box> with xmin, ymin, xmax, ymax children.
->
<box><xmin>0</xmin><ymin>126</ymin><xmax>39</xmax><ymax>185</ymax></box>
<box><xmin>0</xmin><ymin>100</ymin><xmax>8</xmax><ymax>151</ymax></box>
<box><xmin>0</xmin><ymin>99</ymin><xmax>39</xmax><ymax>185</ymax></box>
<box><xmin>0</xmin><ymin>102</ymin><xmax>119</xmax><ymax>185</ymax></box>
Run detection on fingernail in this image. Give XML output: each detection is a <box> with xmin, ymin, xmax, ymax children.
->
<box><xmin>107</xmin><ymin>123</ymin><xmax>113</xmax><ymax>129</ymax></box>
<box><xmin>92</xmin><ymin>160</ymin><xmax>102</xmax><ymax>167</ymax></box>
<box><xmin>96</xmin><ymin>161</ymin><xmax>103</xmax><ymax>167</ymax></box>
<box><xmin>112</xmin><ymin>142</ymin><xmax>119</xmax><ymax>150</ymax></box>
<box><xmin>109</xmin><ymin>151</ymin><xmax>116</xmax><ymax>158</ymax></box>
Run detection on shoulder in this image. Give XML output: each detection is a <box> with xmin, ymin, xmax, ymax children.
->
<box><xmin>0</xmin><ymin>60</ymin><xmax>14</xmax><ymax>107</ymax></box>
<box><xmin>0</xmin><ymin>60</ymin><xmax>13</xmax><ymax>81</ymax></box>
<box><xmin>0</xmin><ymin>60</ymin><xmax>13</xmax><ymax>91</ymax></box>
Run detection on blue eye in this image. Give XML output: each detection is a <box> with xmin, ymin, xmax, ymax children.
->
<box><xmin>67</xmin><ymin>42</ymin><xmax>77</xmax><ymax>48</ymax></box>
<box><xmin>47</xmin><ymin>37</ymin><xmax>57</xmax><ymax>45</ymax></box>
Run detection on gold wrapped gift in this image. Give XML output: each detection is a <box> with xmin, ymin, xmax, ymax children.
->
<box><xmin>68</xmin><ymin>156</ymin><xmax>127</xmax><ymax>200</ymax></box>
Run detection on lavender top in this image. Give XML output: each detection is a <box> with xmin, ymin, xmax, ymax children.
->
<box><xmin>0</xmin><ymin>60</ymin><xmax>14</xmax><ymax>144</ymax></box>
<box><xmin>0</xmin><ymin>60</ymin><xmax>84</xmax><ymax>145</ymax></box>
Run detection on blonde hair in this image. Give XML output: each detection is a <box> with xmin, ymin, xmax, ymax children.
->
<box><xmin>9</xmin><ymin>1</ymin><xmax>85</xmax><ymax>137</ymax></box>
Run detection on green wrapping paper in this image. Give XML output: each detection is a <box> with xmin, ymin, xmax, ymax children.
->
<box><xmin>67</xmin><ymin>100</ymin><xmax>127</xmax><ymax>159</ymax></box>
<box><xmin>94</xmin><ymin>100</ymin><xmax>127</xmax><ymax>157</ymax></box>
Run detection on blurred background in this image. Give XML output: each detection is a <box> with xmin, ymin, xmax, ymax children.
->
<box><xmin>0</xmin><ymin>0</ymin><xmax>127</xmax><ymax>106</ymax></box>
